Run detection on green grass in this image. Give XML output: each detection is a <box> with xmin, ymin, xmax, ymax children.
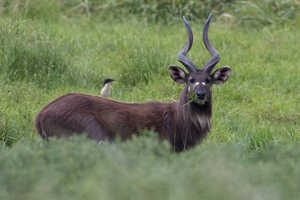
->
<box><xmin>0</xmin><ymin>3</ymin><xmax>300</xmax><ymax>199</ymax></box>
<box><xmin>1</xmin><ymin>17</ymin><xmax>299</xmax><ymax>146</ymax></box>
<box><xmin>1</xmin><ymin>0</ymin><xmax>299</xmax><ymax>26</ymax></box>
<box><xmin>1</xmin><ymin>136</ymin><xmax>300</xmax><ymax>200</ymax></box>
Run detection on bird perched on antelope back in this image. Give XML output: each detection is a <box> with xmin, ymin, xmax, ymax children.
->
<box><xmin>100</xmin><ymin>78</ymin><xmax>115</xmax><ymax>97</ymax></box>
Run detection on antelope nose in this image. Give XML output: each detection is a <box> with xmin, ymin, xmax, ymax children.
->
<box><xmin>196</xmin><ymin>91</ymin><xmax>206</xmax><ymax>99</ymax></box>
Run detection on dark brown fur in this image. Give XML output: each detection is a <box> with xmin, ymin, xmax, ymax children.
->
<box><xmin>35</xmin><ymin>89</ymin><xmax>212</xmax><ymax>152</ymax></box>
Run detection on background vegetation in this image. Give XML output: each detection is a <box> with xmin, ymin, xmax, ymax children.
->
<box><xmin>0</xmin><ymin>0</ymin><xmax>299</xmax><ymax>199</ymax></box>
<box><xmin>0</xmin><ymin>0</ymin><xmax>300</xmax><ymax>25</ymax></box>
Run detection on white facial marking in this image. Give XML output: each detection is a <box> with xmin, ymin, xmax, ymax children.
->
<box><xmin>213</xmin><ymin>71</ymin><xmax>221</xmax><ymax>79</ymax></box>
<box><xmin>179</xmin><ymin>70</ymin><xmax>185</xmax><ymax>78</ymax></box>
<box><xmin>201</xmin><ymin>82</ymin><xmax>206</xmax><ymax>86</ymax></box>
<box><xmin>193</xmin><ymin>82</ymin><xmax>200</xmax><ymax>90</ymax></box>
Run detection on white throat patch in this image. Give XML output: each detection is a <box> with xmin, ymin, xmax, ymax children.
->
<box><xmin>193</xmin><ymin>114</ymin><xmax>211</xmax><ymax>130</ymax></box>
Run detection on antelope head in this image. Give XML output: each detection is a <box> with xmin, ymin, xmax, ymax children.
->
<box><xmin>169</xmin><ymin>14</ymin><xmax>231</xmax><ymax>106</ymax></box>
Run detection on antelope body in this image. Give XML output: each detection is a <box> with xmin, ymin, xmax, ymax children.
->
<box><xmin>35</xmin><ymin>15</ymin><xmax>231</xmax><ymax>152</ymax></box>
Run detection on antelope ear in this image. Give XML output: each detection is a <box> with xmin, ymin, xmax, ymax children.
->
<box><xmin>168</xmin><ymin>66</ymin><xmax>187</xmax><ymax>84</ymax></box>
<box><xmin>211</xmin><ymin>66</ymin><xmax>231</xmax><ymax>85</ymax></box>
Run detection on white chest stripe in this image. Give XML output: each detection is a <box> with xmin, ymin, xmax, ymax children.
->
<box><xmin>195</xmin><ymin>115</ymin><xmax>211</xmax><ymax>130</ymax></box>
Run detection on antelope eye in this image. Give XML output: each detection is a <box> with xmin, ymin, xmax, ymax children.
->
<box><xmin>205</xmin><ymin>78</ymin><xmax>210</xmax><ymax>83</ymax></box>
<box><xmin>189</xmin><ymin>78</ymin><xmax>195</xmax><ymax>83</ymax></box>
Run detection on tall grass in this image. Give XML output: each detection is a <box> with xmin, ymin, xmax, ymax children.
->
<box><xmin>0</xmin><ymin>15</ymin><xmax>299</xmax><ymax>146</ymax></box>
<box><xmin>0</xmin><ymin>19</ymin><xmax>75</xmax><ymax>88</ymax></box>
<box><xmin>0</xmin><ymin>2</ymin><xmax>299</xmax><ymax>198</ymax></box>
<box><xmin>0</xmin><ymin>0</ymin><xmax>299</xmax><ymax>26</ymax></box>
<box><xmin>0</xmin><ymin>136</ymin><xmax>300</xmax><ymax>200</ymax></box>
<box><xmin>0</xmin><ymin>0</ymin><xmax>61</xmax><ymax>22</ymax></box>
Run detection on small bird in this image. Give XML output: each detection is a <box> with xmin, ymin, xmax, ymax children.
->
<box><xmin>100</xmin><ymin>78</ymin><xmax>115</xmax><ymax>97</ymax></box>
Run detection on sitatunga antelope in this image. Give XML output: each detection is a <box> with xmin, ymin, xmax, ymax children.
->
<box><xmin>35</xmin><ymin>14</ymin><xmax>231</xmax><ymax>152</ymax></box>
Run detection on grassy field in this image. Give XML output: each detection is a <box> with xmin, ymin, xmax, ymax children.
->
<box><xmin>0</xmin><ymin>1</ymin><xmax>300</xmax><ymax>199</ymax></box>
